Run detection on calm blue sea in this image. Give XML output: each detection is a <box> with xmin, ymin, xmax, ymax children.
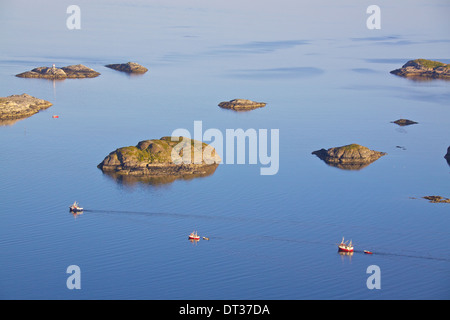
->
<box><xmin>0</xmin><ymin>0</ymin><xmax>449</xmax><ymax>299</ymax></box>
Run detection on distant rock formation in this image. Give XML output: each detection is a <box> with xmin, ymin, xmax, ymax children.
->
<box><xmin>423</xmin><ymin>196</ymin><xmax>450</xmax><ymax>204</ymax></box>
<box><xmin>312</xmin><ymin>144</ymin><xmax>386</xmax><ymax>170</ymax></box>
<box><xmin>218</xmin><ymin>99</ymin><xmax>266</xmax><ymax>111</ymax></box>
<box><xmin>445</xmin><ymin>146</ymin><xmax>450</xmax><ymax>166</ymax></box>
<box><xmin>390</xmin><ymin>59</ymin><xmax>450</xmax><ymax>80</ymax></box>
<box><xmin>0</xmin><ymin>94</ymin><xmax>52</xmax><ymax>120</ymax></box>
<box><xmin>98</xmin><ymin>137</ymin><xmax>221</xmax><ymax>178</ymax></box>
<box><xmin>16</xmin><ymin>64</ymin><xmax>100</xmax><ymax>79</ymax></box>
<box><xmin>105</xmin><ymin>62</ymin><xmax>148</xmax><ymax>74</ymax></box>
<box><xmin>391</xmin><ymin>119</ymin><xmax>418</xmax><ymax>126</ymax></box>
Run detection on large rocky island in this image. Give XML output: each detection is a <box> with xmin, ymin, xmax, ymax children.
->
<box><xmin>0</xmin><ymin>94</ymin><xmax>52</xmax><ymax>121</ymax></box>
<box><xmin>16</xmin><ymin>64</ymin><xmax>100</xmax><ymax>79</ymax></box>
<box><xmin>98</xmin><ymin>137</ymin><xmax>221</xmax><ymax>181</ymax></box>
<box><xmin>312</xmin><ymin>144</ymin><xmax>386</xmax><ymax>170</ymax></box>
<box><xmin>105</xmin><ymin>62</ymin><xmax>148</xmax><ymax>74</ymax></box>
<box><xmin>390</xmin><ymin>59</ymin><xmax>450</xmax><ymax>80</ymax></box>
<box><xmin>218</xmin><ymin>99</ymin><xmax>266</xmax><ymax>111</ymax></box>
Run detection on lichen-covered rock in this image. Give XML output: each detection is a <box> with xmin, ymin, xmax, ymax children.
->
<box><xmin>218</xmin><ymin>99</ymin><xmax>266</xmax><ymax>111</ymax></box>
<box><xmin>16</xmin><ymin>64</ymin><xmax>100</xmax><ymax>79</ymax></box>
<box><xmin>98</xmin><ymin>136</ymin><xmax>221</xmax><ymax>177</ymax></box>
<box><xmin>0</xmin><ymin>94</ymin><xmax>52</xmax><ymax>120</ymax></box>
<box><xmin>105</xmin><ymin>62</ymin><xmax>148</xmax><ymax>74</ymax></box>
<box><xmin>390</xmin><ymin>59</ymin><xmax>450</xmax><ymax>80</ymax></box>
<box><xmin>312</xmin><ymin>144</ymin><xmax>386</xmax><ymax>170</ymax></box>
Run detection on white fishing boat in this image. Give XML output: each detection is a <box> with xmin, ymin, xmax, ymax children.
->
<box><xmin>69</xmin><ymin>201</ymin><xmax>83</xmax><ymax>213</ymax></box>
<box><xmin>338</xmin><ymin>237</ymin><xmax>354</xmax><ymax>252</ymax></box>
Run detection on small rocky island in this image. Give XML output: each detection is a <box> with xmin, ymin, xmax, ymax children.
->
<box><xmin>105</xmin><ymin>62</ymin><xmax>148</xmax><ymax>74</ymax></box>
<box><xmin>98</xmin><ymin>137</ymin><xmax>221</xmax><ymax>179</ymax></box>
<box><xmin>312</xmin><ymin>144</ymin><xmax>386</xmax><ymax>170</ymax></box>
<box><xmin>0</xmin><ymin>94</ymin><xmax>52</xmax><ymax>120</ymax></box>
<box><xmin>218</xmin><ymin>99</ymin><xmax>266</xmax><ymax>111</ymax></box>
<box><xmin>390</xmin><ymin>59</ymin><xmax>450</xmax><ymax>80</ymax></box>
<box><xmin>423</xmin><ymin>196</ymin><xmax>450</xmax><ymax>204</ymax></box>
<box><xmin>391</xmin><ymin>119</ymin><xmax>418</xmax><ymax>126</ymax></box>
<box><xmin>16</xmin><ymin>64</ymin><xmax>100</xmax><ymax>79</ymax></box>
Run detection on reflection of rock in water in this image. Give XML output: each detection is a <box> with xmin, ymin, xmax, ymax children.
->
<box><xmin>319</xmin><ymin>161</ymin><xmax>375</xmax><ymax>171</ymax></box>
<box><xmin>312</xmin><ymin>144</ymin><xmax>386</xmax><ymax>171</ymax></box>
<box><xmin>0</xmin><ymin>118</ymin><xmax>27</xmax><ymax>126</ymax></box>
<box><xmin>101</xmin><ymin>164</ymin><xmax>219</xmax><ymax>187</ymax></box>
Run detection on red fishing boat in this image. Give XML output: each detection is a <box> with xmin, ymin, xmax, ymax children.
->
<box><xmin>69</xmin><ymin>201</ymin><xmax>83</xmax><ymax>213</ymax></box>
<box><xmin>188</xmin><ymin>231</ymin><xmax>200</xmax><ymax>240</ymax></box>
<box><xmin>364</xmin><ymin>250</ymin><xmax>373</xmax><ymax>254</ymax></box>
<box><xmin>338</xmin><ymin>237</ymin><xmax>354</xmax><ymax>252</ymax></box>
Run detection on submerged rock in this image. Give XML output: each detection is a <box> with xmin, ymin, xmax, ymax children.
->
<box><xmin>16</xmin><ymin>64</ymin><xmax>100</xmax><ymax>79</ymax></box>
<box><xmin>390</xmin><ymin>59</ymin><xmax>450</xmax><ymax>80</ymax></box>
<box><xmin>312</xmin><ymin>144</ymin><xmax>386</xmax><ymax>170</ymax></box>
<box><xmin>423</xmin><ymin>196</ymin><xmax>450</xmax><ymax>204</ymax></box>
<box><xmin>98</xmin><ymin>136</ymin><xmax>221</xmax><ymax>177</ymax></box>
<box><xmin>218</xmin><ymin>99</ymin><xmax>266</xmax><ymax>111</ymax></box>
<box><xmin>0</xmin><ymin>94</ymin><xmax>52</xmax><ymax>120</ymax></box>
<box><xmin>391</xmin><ymin>119</ymin><xmax>418</xmax><ymax>126</ymax></box>
<box><xmin>105</xmin><ymin>62</ymin><xmax>148</xmax><ymax>74</ymax></box>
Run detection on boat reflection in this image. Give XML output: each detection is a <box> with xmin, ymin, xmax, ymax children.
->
<box><xmin>338</xmin><ymin>250</ymin><xmax>354</xmax><ymax>263</ymax></box>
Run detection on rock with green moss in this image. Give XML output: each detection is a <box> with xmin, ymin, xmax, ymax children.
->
<box><xmin>98</xmin><ymin>137</ymin><xmax>221</xmax><ymax>177</ymax></box>
<box><xmin>105</xmin><ymin>62</ymin><xmax>148</xmax><ymax>74</ymax></box>
<box><xmin>16</xmin><ymin>64</ymin><xmax>100</xmax><ymax>79</ymax></box>
<box><xmin>218</xmin><ymin>99</ymin><xmax>266</xmax><ymax>111</ymax></box>
<box><xmin>0</xmin><ymin>93</ymin><xmax>52</xmax><ymax>120</ymax></box>
<box><xmin>390</xmin><ymin>59</ymin><xmax>450</xmax><ymax>80</ymax></box>
<box><xmin>312</xmin><ymin>144</ymin><xmax>386</xmax><ymax>170</ymax></box>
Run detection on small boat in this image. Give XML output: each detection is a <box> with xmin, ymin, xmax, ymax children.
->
<box><xmin>52</xmin><ymin>115</ymin><xmax>59</xmax><ymax>118</ymax></box>
<box><xmin>338</xmin><ymin>237</ymin><xmax>354</xmax><ymax>252</ymax></box>
<box><xmin>69</xmin><ymin>201</ymin><xmax>83</xmax><ymax>213</ymax></box>
<box><xmin>202</xmin><ymin>237</ymin><xmax>209</xmax><ymax>241</ymax></box>
<box><xmin>188</xmin><ymin>231</ymin><xmax>200</xmax><ymax>240</ymax></box>
<box><xmin>364</xmin><ymin>250</ymin><xmax>373</xmax><ymax>254</ymax></box>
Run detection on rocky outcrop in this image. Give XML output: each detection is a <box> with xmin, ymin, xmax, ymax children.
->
<box><xmin>16</xmin><ymin>64</ymin><xmax>100</xmax><ymax>79</ymax></box>
<box><xmin>0</xmin><ymin>94</ymin><xmax>52</xmax><ymax>120</ymax></box>
<box><xmin>423</xmin><ymin>196</ymin><xmax>450</xmax><ymax>204</ymax></box>
<box><xmin>312</xmin><ymin>144</ymin><xmax>386</xmax><ymax>170</ymax></box>
<box><xmin>218</xmin><ymin>99</ymin><xmax>266</xmax><ymax>111</ymax></box>
<box><xmin>445</xmin><ymin>147</ymin><xmax>450</xmax><ymax>166</ymax></box>
<box><xmin>105</xmin><ymin>62</ymin><xmax>148</xmax><ymax>74</ymax></box>
<box><xmin>98</xmin><ymin>136</ymin><xmax>221</xmax><ymax>177</ymax></box>
<box><xmin>391</xmin><ymin>119</ymin><xmax>418</xmax><ymax>126</ymax></box>
<box><xmin>390</xmin><ymin>59</ymin><xmax>450</xmax><ymax>80</ymax></box>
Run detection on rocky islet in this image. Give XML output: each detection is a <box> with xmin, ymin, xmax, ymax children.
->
<box><xmin>16</xmin><ymin>64</ymin><xmax>100</xmax><ymax>79</ymax></box>
<box><xmin>0</xmin><ymin>93</ymin><xmax>52</xmax><ymax>120</ymax></box>
<box><xmin>105</xmin><ymin>62</ymin><xmax>148</xmax><ymax>74</ymax></box>
<box><xmin>218</xmin><ymin>99</ymin><xmax>266</xmax><ymax>111</ymax></box>
<box><xmin>390</xmin><ymin>59</ymin><xmax>450</xmax><ymax>80</ymax></box>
